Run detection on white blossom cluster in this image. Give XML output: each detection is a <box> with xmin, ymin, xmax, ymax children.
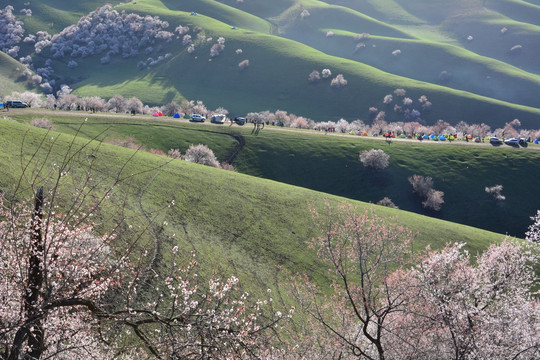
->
<box><xmin>0</xmin><ymin>6</ymin><xmax>25</xmax><ymax>57</ymax></box>
<box><xmin>137</xmin><ymin>53</ymin><xmax>172</xmax><ymax>69</ymax></box>
<box><xmin>47</xmin><ymin>5</ymin><xmax>174</xmax><ymax>61</ymax></box>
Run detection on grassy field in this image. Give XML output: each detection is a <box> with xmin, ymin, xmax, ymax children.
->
<box><xmin>7</xmin><ymin>109</ymin><xmax>539</xmax><ymax>238</ymax></box>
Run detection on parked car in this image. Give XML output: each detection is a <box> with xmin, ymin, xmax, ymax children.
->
<box><xmin>504</xmin><ymin>137</ymin><xmax>519</xmax><ymax>145</ymax></box>
<box><xmin>489</xmin><ymin>137</ymin><xmax>503</xmax><ymax>144</ymax></box>
<box><xmin>234</xmin><ymin>117</ymin><xmax>245</xmax><ymax>125</ymax></box>
<box><xmin>6</xmin><ymin>100</ymin><xmax>28</xmax><ymax>108</ymax></box>
<box><xmin>190</xmin><ymin>114</ymin><xmax>206</xmax><ymax>122</ymax></box>
<box><xmin>210</xmin><ymin>114</ymin><xmax>227</xmax><ymax>124</ymax></box>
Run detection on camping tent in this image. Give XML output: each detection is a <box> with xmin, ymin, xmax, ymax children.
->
<box><xmin>153</xmin><ymin>112</ymin><xmax>159</xmax><ymax>117</ymax></box>
<box><xmin>173</xmin><ymin>112</ymin><xmax>181</xmax><ymax>118</ymax></box>
<box><xmin>422</xmin><ymin>135</ymin><xmax>429</xmax><ymax>140</ymax></box>
<box><xmin>439</xmin><ymin>135</ymin><xmax>446</xmax><ymax>141</ymax></box>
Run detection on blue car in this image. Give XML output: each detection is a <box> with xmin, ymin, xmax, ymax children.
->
<box><xmin>489</xmin><ymin>137</ymin><xmax>503</xmax><ymax>145</ymax></box>
<box><xmin>234</xmin><ymin>117</ymin><xmax>246</xmax><ymax>125</ymax></box>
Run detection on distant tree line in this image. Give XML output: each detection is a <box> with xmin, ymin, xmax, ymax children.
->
<box><xmin>5</xmin><ymin>89</ymin><xmax>540</xmax><ymax>141</ymax></box>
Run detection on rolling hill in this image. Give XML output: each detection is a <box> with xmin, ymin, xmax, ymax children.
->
<box><xmin>0</xmin><ymin>52</ymin><xmax>40</xmax><ymax>96</ymax></box>
<box><xmin>7</xmin><ymin>109</ymin><xmax>539</xmax><ymax>238</ymax></box>
<box><xmin>2</xmin><ymin>0</ymin><xmax>540</xmax><ymax>128</ymax></box>
<box><xmin>0</xmin><ymin>113</ymin><xmax>511</xmax><ymax>301</ymax></box>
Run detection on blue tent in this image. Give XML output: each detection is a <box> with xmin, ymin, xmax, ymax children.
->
<box><xmin>535</xmin><ymin>139</ymin><xmax>539</xmax><ymax>144</ymax></box>
<box><xmin>422</xmin><ymin>135</ymin><xmax>429</xmax><ymax>140</ymax></box>
<box><xmin>173</xmin><ymin>112</ymin><xmax>181</xmax><ymax>118</ymax></box>
<box><xmin>429</xmin><ymin>134</ymin><xmax>436</xmax><ymax>139</ymax></box>
<box><xmin>439</xmin><ymin>135</ymin><xmax>446</xmax><ymax>141</ymax></box>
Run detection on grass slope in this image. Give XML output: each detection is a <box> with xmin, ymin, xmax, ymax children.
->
<box><xmin>9</xmin><ymin>0</ymin><xmax>123</xmax><ymax>34</ymax></box>
<box><xmin>7</xmin><ymin>0</ymin><xmax>540</xmax><ymax>129</ymax></box>
<box><xmin>63</xmin><ymin>8</ymin><xmax>540</xmax><ymax>128</ymax></box>
<box><xmin>0</xmin><ymin>52</ymin><xmax>41</xmax><ymax>97</ymax></box>
<box><xmin>8</xmin><ymin>109</ymin><xmax>539</xmax><ymax>237</ymax></box>
<box><xmin>0</xmin><ymin>115</ymin><xmax>507</xmax><ymax>300</ymax></box>
<box><xmin>160</xmin><ymin>0</ymin><xmax>272</xmax><ymax>33</ymax></box>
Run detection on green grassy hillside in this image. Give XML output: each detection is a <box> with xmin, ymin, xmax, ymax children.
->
<box><xmin>0</xmin><ymin>114</ymin><xmax>508</xmax><ymax>300</ymax></box>
<box><xmin>3</xmin><ymin>0</ymin><xmax>540</xmax><ymax>129</ymax></box>
<box><xmin>0</xmin><ymin>53</ymin><xmax>41</xmax><ymax>96</ymax></box>
<box><xmin>8</xmin><ymin>109</ymin><xmax>539</xmax><ymax>237</ymax></box>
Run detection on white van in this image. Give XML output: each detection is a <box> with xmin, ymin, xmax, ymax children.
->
<box><xmin>210</xmin><ymin>114</ymin><xmax>227</xmax><ymax>124</ymax></box>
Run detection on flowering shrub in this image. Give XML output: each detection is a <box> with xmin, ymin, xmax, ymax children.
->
<box><xmin>30</xmin><ymin>117</ymin><xmax>54</xmax><ymax>130</ymax></box>
<box><xmin>308</xmin><ymin>70</ymin><xmax>320</xmax><ymax>82</ymax></box>
<box><xmin>238</xmin><ymin>59</ymin><xmax>250</xmax><ymax>70</ymax></box>
<box><xmin>184</xmin><ymin>144</ymin><xmax>221</xmax><ymax>168</ymax></box>
<box><xmin>485</xmin><ymin>184</ymin><xmax>505</xmax><ymax>201</ymax></box>
<box><xmin>526</xmin><ymin>210</ymin><xmax>540</xmax><ymax>243</ymax></box>
<box><xmin>359</xmin><ymin>149</ymin><xmax>389</xmax><ymax>170</ymax></box>
<box><xmin>409</xmin><ymin>174</ymin><xmax>445</xmax><ymax>211</ymax></box>
<box><xmin>330</xmin><ymin>74</ymin><xmax>348</xmax><ymax>88</ymax></box>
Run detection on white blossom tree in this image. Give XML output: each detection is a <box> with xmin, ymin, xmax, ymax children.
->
<box><xmin>526</xmin><ymin>210</ymin><xmax>540</xmax><ymax>243</ymax></box>
<box><xmin>330</xmin><ymin>74</ymin><xmax>348</xmax><ymax>88</ymax></box>
<box><xmin>184</xmin><ymin>144</ymin><xmax>221</xmax><ymax>168</ymax></box>
<box><xmin>390</xmin><ymin>241</ymin><xmax>540</xmax><ymax>359</ymax></box>
<box><xmin>0</xmin><ymin>6</ymin><xmax>25</xmax><ymax>57</ymax></box>
<box><xmin>359</xmin><ymin>149</ymin><xmax>390</xmax><ymax>170</ymax></box>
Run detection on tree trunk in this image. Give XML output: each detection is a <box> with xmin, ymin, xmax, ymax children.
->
<box><xmin>25</xmin><ymin>187</ymin><xmax>45</xmax><ymax>359</ymax></box>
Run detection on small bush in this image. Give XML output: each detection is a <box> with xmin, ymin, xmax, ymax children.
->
<box><xmin>184</xmin><ymin>144</ymin><xmax>221</xmax><ymax>168</ymax></box>
<box><xmin>408</xmin><ymin>174</ymin><xmax>433</xmax><ymax>198</ymax></box>
<box><xmin>167</xmin><ymin>149</ymin><xmax>182</xmax><ymax>159</ymax></box>
<box><xmin>359</xmin><ymin>149</ymin><xmax>389</xmax><ymax>170</ymax></box>
<box><xmin>30</xmin><ymin>117</ymin><xmax>54</xmax><ymax>130</ymax></box>
<box><xmin>409</xmin><ymin>174</ymin><xmax>444</xmax><ymax>211</ymax></box>
<box><xmin>220</xmin><ymin>162</ymin><xmax>236</xmax><ymax>172</ymax></box>
<box><xmin>149</xmin><ymin>148</ymin><xmax>166</xmax><ymax>156</ymax></box>
<box><xmin>485</xmin><ymin>184</ymin><xmax>505</xmax><ymax>201</ymax></box>
<box><xmin>422</xmin><ymin>189</ymin><xmax>445</xmax><ymax>211</ymax></box>
<box><xmin>238</xmin><ymin>59</ymin><xmax>250</xmax><ymax>70</ymax></box>
<box><xmin>377</xmin><ymin>197</ymin><xmax>398</xmax><ymax>209</ymax></box>
<box><xmin>330</xmin><ymin>74</ymin><xmax>348</xmax><ymax>88</ymax></box>
<box><xmin>321</xmin><ymin>69</ymin><xmax>332</xmax><ymax>78</ymax></box>
<box><xmin>308</xmin><ymin>70</ymin><xmax>320</xmax><ymax>83</ymax></box>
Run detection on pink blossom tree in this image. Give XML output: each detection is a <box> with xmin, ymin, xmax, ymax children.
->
<box><xmin>0</xmin><ymin>126</ymin><xmax>284</xmax><ymax>358</ymax></box>
<box><xmin>291</xmin><ymin>203</ymin><xmax>416</xmax><ymax>360</ymax></box>
<box><xmin>391</xmin><ymin>241</ymin><xmax>540</xmax><ymax>359</ymax></box>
